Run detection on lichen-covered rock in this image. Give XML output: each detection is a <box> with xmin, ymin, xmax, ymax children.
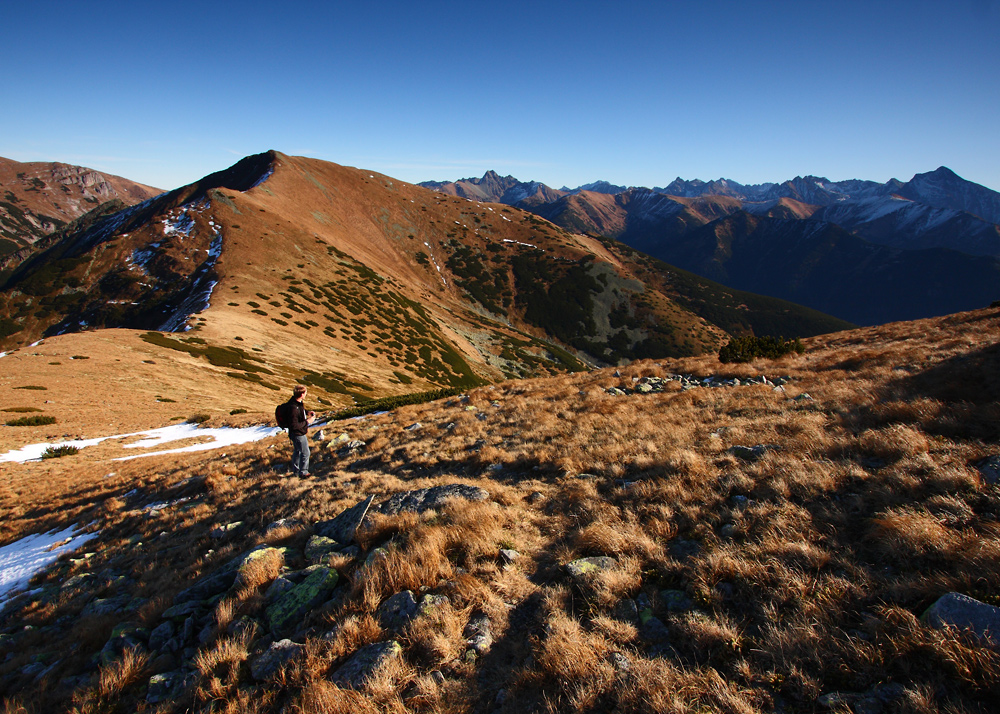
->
<box><xmin>377</xmin><ymin>591</ymin><xmax>418</xmax><ymax>632</ymax></box>
<box><xmin>565</xmin><ymin>556</ymin><xmax>617</xmax><ymax>579</ymax></box>
<box><xmin>250</xmin><ymin>639</ymin><xmax>304</xmax><ymax>680</ymax></box>
<box><xmin>418</xmin><ymin>594</ymin><xmax>449</xmax><ymax>616</ymax></box>
<box><xmin>233</xmin><ymin>547</ymin><xmax>285</xmax><ymax>588</ymax></box>
<box><xmin>210</xmin><ymin>521</ymin><xmax>243</xmax><ymax>539</ymax></box>
<box><xmin>305</xmin><ymin>536</ymin><xmax>341</xmax><ymax>564</ymax></box>
<box><xmin>265</xmin><ymin>566</ymin><xmax>339</xmax><ymax>635</ymax></box>
<box><xmin>921</xmin><ymin>592</ymin><xmax>1000</xmax><ymax>649</ymax></box>
<box><xmin>146</xmin><ymin>669</ymin><xmax>196</xmax><ymax>704</ymax></box>
<box><xmin>330</xmin><ymin>640</ymin><xmax>401</xmax><ymax>690</ymax></box>
<box><xmin>464</xmin><ymin>614</ymin><xmax>493</xmax><ymax>655</ymax></box>
<box><xmin>375</xmin><ymin>484</ymin><xmax>489</xmax><ymax>517</ymax></box>
<box><xmin>314</xmin><ymin>495</ymin><xmax>374</xmax><ymax>544</ymax></box>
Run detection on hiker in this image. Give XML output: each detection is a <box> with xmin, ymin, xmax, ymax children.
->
<box><xmin>283</xmin><ymin>385</ymin><xmax>315</xmax><ymax>476</ymax></box>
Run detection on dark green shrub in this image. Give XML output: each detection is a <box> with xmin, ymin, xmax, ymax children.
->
<box><xmin>6</xmin><ymin>415</ymin><xmax>57</xmax><ymax>426</ymax></box>
<box><xmin>188</xmin><ymin>414</ymin><xmax>210</xmax><ymax>424</ymax></box>
<box><xmin>14</xmin><ymin>385</ymin><xmax>47</xmax><ymax>390</ymax></box>
<box><xmin>41</xmin><ymin>445</ymin><xmax>78</xmax><ymax>459</ymax></box>
<box><xmin>230</xmin><ymin>408</ymin><xmax>248</xmax><ymax>415</ymax></box>
<box><xmin>718</xmin><ymin>335</ymin><xmax>805</xmax><ymax>363</ymax></box>
<box><xmin>3</xmin><ymin>407</ymin><xmax>42</xmax><ymax>413</ymax></box>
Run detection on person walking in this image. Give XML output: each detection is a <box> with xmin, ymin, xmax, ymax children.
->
<box><xmin>284</xmin><ymin>384</ymin><xmax>315</xmax><ymax>476</ymax></box>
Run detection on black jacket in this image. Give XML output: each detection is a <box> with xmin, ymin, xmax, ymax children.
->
<box><xmin>287</xmin><ymin>399</ymin><xmax>309</xmax><ymax>436</ymax></box>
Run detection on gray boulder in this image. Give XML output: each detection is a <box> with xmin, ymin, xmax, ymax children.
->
<box><xmin>148</xmin><ymin>621</ymin><xmax>175</xmax><ymax>652</ymax></box>
<box><xmin>314</xmin><ymin>495</ymin><xmax>374</xmax><ymax>544</ymax></box>
<box><xmin>82</xmin><ymin>595</ymin><xmax>131</xmax><ymax>617</ymax></box>
<box><xmin>330</xmin><ymin>640</ymin><xmax>401</xmax><ymax>690</ymax></box>
<box><xmin>173</xmin><ymin>570</ymin><xmax>238</xmax><ymax>604</ymax></box>
<box><xmin>375</xmin><ymin>484</ymin><xmax>489</xmax><ymax>516</ymax></box>
<box><xmin>727</xmin><ymin>444</ymin><xmax>779</xmax><ymax>462</ymax></box>
<box><xmin>377</xmin><ymin>591</ymin><xmax>419</xmax><ymax>632</ymax></box>
<box><xmin>921</xmin><ymin>592</ymin><xmax>1000</xmax><ymax>649</ymax></box>
<box><xmin>464</xmin><ymin>614</ymin><xmax>493</xmax><ymax>655</ymax></box>
<box><xmin>250</xmin><ymin>639</ymin><xmax>304</xmax><ymax>680</ymax></box>
<box><xmin>976</xmin><ymin>456</ymin><xmax>1000</xmax><ymax>485</ymax></box>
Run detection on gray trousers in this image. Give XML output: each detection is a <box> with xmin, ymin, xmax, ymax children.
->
<box><xmin>290</xmin><ymin>434</ymin><xmax>310</xmax><ymax>475</ymax></box>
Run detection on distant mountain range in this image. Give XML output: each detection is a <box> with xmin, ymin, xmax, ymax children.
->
<box><xmin>421</xmin><ymin>167</ymin><xmax>1000</xmax><ymax>324</ymax></box>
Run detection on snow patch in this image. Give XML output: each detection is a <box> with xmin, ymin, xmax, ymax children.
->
<box><xmin>248</xmin><ymin>167</ymin><xmax>273</xmax><ymax>190</ymax></box>
<box><xmin>0</xmin><ymin>525</ymin><xmax>98</xmax><ymax>604</ymax></box>
<box><xmin>503</xmin><ymin>239</ymin><xmax>541</xmax><ymax>250</ymax></box>
<box><xmin>0</xmin><ymin>423</ymin><xmax>283</xmax><ymax>464</ymax></box>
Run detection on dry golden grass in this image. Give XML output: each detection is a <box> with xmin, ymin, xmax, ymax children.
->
<box><xmin>2</xmin><ymin>307</ymin><xmax>1000</xmax><ymax>712</ymax></box>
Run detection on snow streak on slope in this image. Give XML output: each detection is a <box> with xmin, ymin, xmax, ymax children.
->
<box><xmin>0</xmin><ymin>526</ymin><xmax>98</xmax><ymax>604</ymax></box>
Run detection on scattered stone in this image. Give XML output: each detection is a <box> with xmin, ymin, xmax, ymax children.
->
<box><xmin>794</xmin><ymin>393</ymin><xmax>813</xmax><ymax>402</ymax></box>
<box><xmin>378</xmin><ymin>591</ymin><xmax>419</xmax><ymax>632</ymax></box>
<box><xmin>720</xmin><ymin>523</ymin><xmax>737</xmax><ymax>538</ymax></box>
<box><xmin>374</xmin><ymin>484</ymin><xmax>490</xmax><ymax>517</ymax></box>
<box><xmin>234</xmin><ymin>547</ymin><xmax>285</xmax><ymax>587</ymax></box>
<box><xmin>417</xmin><ymin>593</ymin><xmax>449</xmax><ymax>616</ymax></box>
<box><xmin>61</xmin><ymin>573</ymin><xmax>94</xmax><ymax>592</ymax></box>
<box><xmin>100</xmin><ymin>622</ymin><xmax>148</xmax><ymax>665</ymax></box>
<box><xmin>327</xmin><ymin>433</ymin><xmax>351</xmax><ymax>448</ymax></box>
<box><xmin>565</xmin><ymin>556</ymin><xmax>617</xmax><ymax>579</ymax></box>
<box><xmin>609</xmin><ymin>651</ymin><xmax>631</xmax><ymax>672</ymax></box>
<box><xmin>304</xmin><ymin>535</ymin><xmax>341</xmax><ymax>564</ymax></box>
<box><xmin>161</xmin><ymin>600</ymin><xmax>207</xmax><ymax>621</ymax></box>
<box><xmin>730</xmin><ymin>495</ymin><xmax>749</xmax><ymax>508</ymax></box>
<box><xmin>464</xmin><ymin>614</ymin><xmax>493</xmax><ymax>654</ymax></box>
<box><xmin>640</xmin><ymin>615</ymin><xmax>671</xmax><ymax>643</ymax></box>
<box><xmin>921</xmin><ymin>592</ymin><xmax>1000</xmax><ymax>649</ymax></box>
<box><xmin>148</xmin><ymin>621</ymin><xmax>175</xmax><ymax>652</ymax></box>
<box><xmin>338</xmin><ymin>545</ymin><xmax>361</xmax><ymax>560</ymax></box>
<box><xmin>404</xmin><ymin>423</ymin><xmax>422</xmax><ymax>431</ymax></box>
<box><xmin>527</xmin><ymin>491</ymin><xmax>544</xmax><ymax>504</ymax></box>
<box><xmin>344</xmin><ymin>440</ymin><xmax>366</xmax><ymax>452</ymax></box>
<box><xmin>660</xmin><ymin>589</ymin><xmax>694</xmax><ymax>613</ymax></box>
<box><xmin>266</xmin><ymin>566</ymin><xmax>340</xmax><ymax>635</ymax></box>
<box><xmin>174</xmin><ymin>570</ymin><xmax>238</xmax><ymax>604</ymax></box>
<box><xmin>210</xmin><ymin>521</ymin><xmax>243</xmax><ymax>540</ymax></box>
<box><xmin>431</xmin><ymin>669</ymin><xmax>445</xmax><ymax>685</ymax></box>
<box><xmin>250</xmin><ymin>639</ymin><xmax>304</xmax><ymax>680</ymax></box>
<box><xmin>227</xmin><ymin>616</ymin><xmax>258</xmax><ymax>639</ymax></box>
<box><xmin>82</xmin><ymin>595</ymin><xmax>132</xmax><ymax>617</ymax></box>
<box><xmin>499</xmin><ymin>548</ymin><xmax>520</xmax><ymax>565</ymax></box>
<box><xmin>976</xmin><ymin>456</ymin><xmax>1000</xmax><ymax>485</ymax></box>
<box><xmin>364</xmin><ymin>547</ymin><xmax>390</xmax><ymax>568</ymax></box>
<box><xmin>264</xmin><ymin>577</ymin><xmax>296</xmax><ymax>603</ymax></box>
<box><xmin>669</xmin><ymin>539</ymin><xmax>701</xmax><ymax>560</ymax></box>
<box><xmin>612</xmin><ymin>598</ymin><xmax>639</xmax><ymax>624</ymax></box>
<box><xmin>265</xmin><ymin>517</ymin><xmax>304</xmax><ymax>534</ymax></box>
<box><xmin>146</xmin><ymin>672</ymin><xmax>186</xmax><ymax>704</ymax></box>
<box><xmin>314</xmin><ymin>495</ymin><xmax>374</xmax><ymax>545</ymax></box>
<box><xmin>330</xmin><ymin>640</ymin><xmax>402</xmax><ymax>690</ymax></box>
<box><xmin>727</xmin><ymin>444</ymin><xmax>779</xmax><ymax>462</ymax></box>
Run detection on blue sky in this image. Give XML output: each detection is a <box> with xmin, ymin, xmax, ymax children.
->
<box><xmin>3</xmin><ymin>0</ymin><xmax>998</xmax><ymax>192</ymax></box>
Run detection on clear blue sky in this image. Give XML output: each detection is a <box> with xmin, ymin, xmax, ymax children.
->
<box><xmin>2</xmin><ymin>0</ymin><xmax>998</xmax><ymax>192</ymax></box>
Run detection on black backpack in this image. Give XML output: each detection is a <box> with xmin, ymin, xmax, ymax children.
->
<box><xmin>275</xmin><ymin>401</ymin><xmax>293</xmax><ymax>429</ymax></box>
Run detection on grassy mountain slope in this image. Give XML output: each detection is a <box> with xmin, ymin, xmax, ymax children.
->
<box><xmin>0</xmin><ymin>153</ymin><xmax>852</xmax><ymax>421</ymax></box>
<box><xmin>1</xmin><ymin>307</ymin><xmax>998</xmax><ymax>713</ymax></box>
